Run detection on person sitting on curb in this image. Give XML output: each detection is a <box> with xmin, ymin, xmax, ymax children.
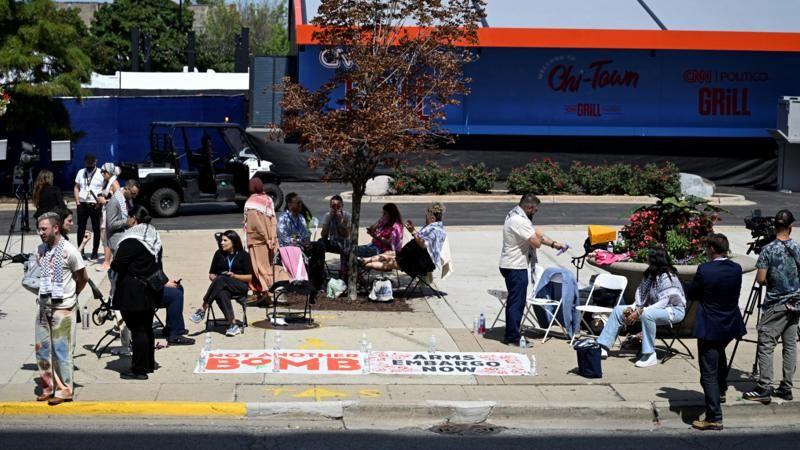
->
<box><xmin>189</xmin><ymin>230</ymin><xmax>252</xmax><ymax>336</ymax></box>
<box><xmin>597</xmin><ymin>247</ymin><xmax>687</xmax><ymax>368</ymax></box>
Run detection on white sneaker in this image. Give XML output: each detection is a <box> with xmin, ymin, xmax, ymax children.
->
<box><xmin>225</xmin><ymin>324</ymin><xmax>241</xmax><ymax>337</ymax></box>
<box><xmin>601</xmin><ymin>348</ymin><xmax>608</xmax><ymax>359</ymax></box>
<box><xmin>634</xmin><ymin>353</ymin><xmax>658</xmax><ymax>368</ymax></box>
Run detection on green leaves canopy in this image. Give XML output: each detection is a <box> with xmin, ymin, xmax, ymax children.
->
<box><xmin>90</xmin><ymin>0</ymin><xmax>193</xmax><ymax>74</ymax></box>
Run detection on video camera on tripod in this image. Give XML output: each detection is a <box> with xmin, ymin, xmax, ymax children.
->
<box><xmin>744</xmin><ymin>209</ymin><xmax>776</xmax><ymax>255</ymax></box>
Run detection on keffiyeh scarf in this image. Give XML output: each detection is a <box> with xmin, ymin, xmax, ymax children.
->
<box><xmin>39</xmin><ymin>238</ymin><xmax>66</xmax><ymax>300</ymax></box>
<box><xmin>635</xmin><ymin>272</ymin><xmax>687</xmax><ymax>308</ymax></box>
<box><xmin>113</xmin><ymin>188</ymin><xmax>128</xmax><ymax>220</ymax></box>
<box><xmin>119</xmin><ymin>224</ymin><xmax>162</xmax><ymax>260</ymax></box>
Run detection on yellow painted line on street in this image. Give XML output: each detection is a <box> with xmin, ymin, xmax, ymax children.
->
<box><xmin>0</xmin><ymin>401</ymin><xmax>246</xmax><ymax>416</ymax></box>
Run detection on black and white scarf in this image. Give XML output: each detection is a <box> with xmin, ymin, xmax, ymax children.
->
<box><xmin>38</xmin><ymin>238</ymin><xmax>66</xmax><ymax>300</ymax></box>
<box><xmin>119</xmin><ymin>224</ymin><xmax>162</xmax><ymax>260</ymax></box>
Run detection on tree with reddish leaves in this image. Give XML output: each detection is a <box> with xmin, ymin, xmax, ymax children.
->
<box><xmin>280</xmin><ymin>0</ymin><xmax>485</xmax><ymax>299</ymax></box>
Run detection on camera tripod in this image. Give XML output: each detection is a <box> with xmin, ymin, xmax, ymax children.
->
<box><xmin>0</xmin><ymin>174</ymin><xmax>33</xmax><ymax>268</ymax></box>
<box><xmin>728</xmin><ymin>279</ymin><xmax>764</xmax><ymax>380</ymax></box>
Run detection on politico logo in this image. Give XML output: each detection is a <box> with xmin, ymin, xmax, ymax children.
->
<box><xmin>683</xmin><ymin>69</ymin><xmax>768</xmax><ymax>84</ymax></box>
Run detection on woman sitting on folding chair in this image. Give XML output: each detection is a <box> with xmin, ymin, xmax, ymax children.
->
<box><xmin>189</xmin><ymin>230</ymin><xmax>252</xmax><ymax>337</ymax></box>
<box><xmin>358</xmin><ymin>202</ymin><xmax>446</xmax><ymax>278</ymax></box>
<box><xmin>597</xmin><ymin>247</ymin><xmax>687</xmax><ymax>368</ymax></box>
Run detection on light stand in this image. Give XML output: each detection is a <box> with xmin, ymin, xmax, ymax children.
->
<box><xmin>0</xmin><ymin>165</ymin><xmax>33</xmax><ymax>267</ymax></box>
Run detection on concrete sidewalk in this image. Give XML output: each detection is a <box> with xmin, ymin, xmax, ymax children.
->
<box><xmin>0</xmin><ymin>226</ymin><xmax>796</xmax><ymax>429</ymax></box>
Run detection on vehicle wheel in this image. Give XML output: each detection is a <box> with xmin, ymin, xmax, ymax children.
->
<box><xmin>149</xmin><ymin>187</ymin><xmax>180</xmax><ymax>217</ymax></box>
<box><xmin>92</xmin><ymin>308</ymin><xmax>106</xmax><ymax>326</ymax></box>
<box><xmin>264</xmin><ymin>183</ymin><xmax>284</xmax><ymax>211</ymax></box>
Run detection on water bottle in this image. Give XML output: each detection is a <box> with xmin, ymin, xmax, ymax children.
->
<box><xmin>203</xmin><ymin>332</ymin><xmax>212</xmax><ymax>352</ymax></box>
<box><xmin>519</xmin><ymin>336</ymin><xmax>527</xmax><ymax>350</ymax></box>
<box><xmin>428</xmin><ymin>334</ymin><xmax>437</xmax><ymax>354</ymax></box>
<box><xmin>360</xmin><ymin>333</ymin><xmax>367</xmax><ymax>354</ymax></box>
<box><xmin>606</xmin><ymin>242</ymin><xmax>614</xmax><ymax>252</ymax></box>
<box><xmin>472</xmin><ymin>318</ymin><xmax>479</xmax><ymax>335</ymax></box>
<box><xmin>81</xmin><ymin>305</ymin><xmax>89</xmax><ymax>330</ymax></box>
<box><xmin>365</xmin><ymin>342</ymin><xmax>373</xmax><ymax>372</ymax></box>
<box><xmin>479</xmin><ymin>313</ymin><xmax>486</xmax><ymax>335</ymax></box>
<box><xmin>274</xmin><ymin>331</ymin><xmax>282</xmax><ymax>350</ymax></box>
<box><xmin>530</xmin><ymin>355</ymin><xmax>537</xmax><ymax>376</ymax></box>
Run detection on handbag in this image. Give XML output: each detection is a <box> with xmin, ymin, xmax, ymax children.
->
<box><xmin>574</xmin><ymin>338</ymin><xmax>603</xmax><ymax>378</ymax></box>
<box><xmin>144</xmin><ymin>269</ymin><xmax>169</xmax><ymax>292</ymax></box>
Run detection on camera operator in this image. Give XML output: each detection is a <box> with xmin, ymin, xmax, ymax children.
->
<box><xmin>73</xmin><ymin>154</ymin><xmax>104</xmax><ymax>261</ymax></box>
<box><xmin>743</xmin><ymin>210</ymin><xmax>800</xmax><ymax>403</ymax></box>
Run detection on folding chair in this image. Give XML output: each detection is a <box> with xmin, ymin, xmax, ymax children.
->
<box><xmin>268</xmin><ymin>247</ymin><xmax>315</xmax><ymax>325</ymax></box>
<box><xmin>524</xmin><ymin>271</ymin><xmax>572</xmax><ymax>343</ymax></box>
<box><xmin>656</xmin><ymin>300</ymin><xmax>698</xmax><ymax>363</ymax></box>
<box><xmin>402</xmin><ymin>273</ymin><xmax>445</xmax><ymax>299</ymax></box>
<box><xmin>205</xmin><ymin>293</ymin><xmax>249</xmax><ymax>333</ymax></box>
<box><xmin>490</xmin><ymin>265</ymin><xmax>543</xmax><ymax>330</ymax></box>
<box><xmin>570</xmin><ymin>273</ymin><xmax>628</xmax><ymax>346</ymax></box>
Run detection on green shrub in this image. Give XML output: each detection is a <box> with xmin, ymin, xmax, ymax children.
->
<box><xmin>569</xmin><ymin>161</ymin><xmax>681</xmax><ymax>197</ymax></box>
<box><xmin>391</xmin><ymin>162</ymin><xmax>498</xmax><ymax>194</ymax></box>
<box><xmin>506</xmin><ymin>159</ymin><xmax>577</xmax><ymax>195</ymax></box>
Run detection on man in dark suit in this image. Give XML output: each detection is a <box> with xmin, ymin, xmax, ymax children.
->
<box><xmin>687</xmin><ymin>233</ymin><xmax>746</xmax><ymax>431</ymax></box>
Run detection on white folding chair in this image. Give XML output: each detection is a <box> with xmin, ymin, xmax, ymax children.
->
<box><xmin>489</xmin><ymin>265</ymin><xmax>543</xmax><ymax>330</ymax></box>
<box><xmin>524</xmin><ymin>269</ymin><xmax>570</xmax><ymax>343</ymax></box>
<box><xmin>570</xmin><ymin>273</ymin><xmax>628</xmax><ymax>346</ymax></box>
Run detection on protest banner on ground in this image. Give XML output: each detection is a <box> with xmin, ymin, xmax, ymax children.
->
<box><xmin>196</xmin><ymin>349</ymin><xmax>531</xmax><ymax>376</ymax></box>
<box><xmin>197</xmin><ymin>350</ymin><xmax>365</xmax><ymax>374</ymax></box>
<box><xmin>368</xmin><ymin>351</ymin><xmax>531</xmax><ymax>376</ymax></box>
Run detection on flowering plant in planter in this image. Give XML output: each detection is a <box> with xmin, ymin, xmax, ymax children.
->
<box><xmin>621</xmin><ymin>196</ymin><xmax>724</xmax><ymax>265</ymax></box>
<box><xmin>0</xmin><ymin>87</ymin><xmax>10</xmax><ymax>117</ymax></box>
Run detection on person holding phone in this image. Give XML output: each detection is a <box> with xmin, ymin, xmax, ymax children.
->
<box><xmin>189</xmin><ymin>230</ymin><xmax>252</xmax><ymax>337</ymax></box>
<box><xmin>359</xmin><ymin>202</ymin><xmax>447</xmax><ymax>278</ymax></box>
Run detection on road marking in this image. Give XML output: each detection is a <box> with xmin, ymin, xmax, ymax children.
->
<box><xmin>298</xmin><ymin>338</ymin><xmax>337</xmax><ymax>350</ymax></box>
<box><xmin>293</xmin><ymin>388</ymin><xmax>346</xmax><ymax>401</ymax></box>
<box><xmin>0</xmin><ymin>402</ymin><xmax>246</xmax><ymax>416</ymax></box>
<box><xmin>358</xmin><ymin>389</ymin><xmax>382</xmax><ymax>398</ymax></box>
<box><xmin>266</xmin><ymin>388</ymin><xmax>296</xmax><ymax>396</ymax></box>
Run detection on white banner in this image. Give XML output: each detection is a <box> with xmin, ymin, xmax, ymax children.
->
<box><xmin>196</xmin><ymin>349</ymin><xmax>531</xmax><ymax>376</ymax></box>
<box><xmin>197</xmin><ymin>350</ymin><xmax>365</xmax><ymax>374</ymax></box>
<box><xmin>369</xmin><ymin>351</ymin><xmax>531</xmax><ymax>376</ymax></box>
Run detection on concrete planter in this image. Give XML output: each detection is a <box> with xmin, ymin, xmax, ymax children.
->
<box><xmin>587</xmin><ymin>254</ymin><xmax>756</xmax><ymax>303</ymax></box>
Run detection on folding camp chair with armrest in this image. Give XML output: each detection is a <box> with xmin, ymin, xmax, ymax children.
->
<box><xmin>570</xmin><ymin>273</ymin><xmax>628</xmax><ymax>346</ymax></box>
<box><xmin>524</xmin><ymin>270</ymin><xmax>571</xmax><ymax>343</ymax></box>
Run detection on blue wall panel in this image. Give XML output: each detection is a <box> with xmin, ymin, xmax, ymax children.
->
<box><xmin>298</xmin><ymin>46</ymin><xmax>800</xmax><ymax>137</ymax></box>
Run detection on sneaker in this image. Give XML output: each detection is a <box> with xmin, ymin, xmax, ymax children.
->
<box><xmin>743</xmin><ymin>387</ymin><xmax>772</xmax><ymax>404</ymax></box>
<box><xmin>634</xmin><ymin>352</ymin><xmax>658</xmax><ymax>368</ymax></box>
<box><xmin>189</xmin><ymin>308</ymin><xmax>204</xmax><ymax>324</ymax></box>
<box><xmin>600</xmin><ymin>348</ymin><xmax>608</xmax><ymax>359</ymax></box>
<box><xmin>774</xmin><ymin>387</ymin><xmax>793</xmax><ymax>401</ymax></box>
<box><xmin>225</xmin><ymin>324</ymin><xmax>241</xmax><ymax>337</ymax></box>
<box><xmin>720</xmin><ymin>394</ymin><xmax>726</xmax><ymax>404</ymax></box>
<box><xmin>692</xmin><ymin>419</ymin><xmax>723</xmax><ymax>431</ymax></box>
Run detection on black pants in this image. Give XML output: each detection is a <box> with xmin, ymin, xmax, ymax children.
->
<box><xmin>120</xmin><ymin>309</ymin><xmax>156</xmax><ymax>374</ymax></box>
<box><xmin>203</xmin><ymin>276</ymin><xmax>248</xmax><ymax>322</ymax></box>
<box><xmin>321</xmin><ymin>239</ymin><xmax>348</xmax><ymax>275</ymax></box>
<box><xmin>162</xmin><ymin>286</ymin><xmax>186</xmax><ymax>338</ymax></box>
<box><xmin>305</xmin><ymin>241</ymin><xmax>327</xmax><ymax>293</ymax></box>
<box><xmin>697</xmin><ymin>339</ymin><xmax>731</xmax><ymax>422</ymax></box>
<box><xmin>77</xmin><ymin>202</ymin><xmax>102</xmax><ymax>257</ymax></box>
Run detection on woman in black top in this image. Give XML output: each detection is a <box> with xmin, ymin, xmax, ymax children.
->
<box><xmin>189</xmin><ymin>230</ymin><xmax>252</xmax><ymax>337</ymax></box>
<box><xmin>32</xmin><ymin>169</ymin><xmax>66</xmax><ymax>219</ymax></box>
<box><xmin>111</xmin><ymin>207</ymin><xmax>164</xmax><ymax>380</ymax></box>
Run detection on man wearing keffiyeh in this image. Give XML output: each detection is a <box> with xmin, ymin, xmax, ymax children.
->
<box><xmin>34</xmin><ymin>212</ymin><xmax>88</xmax><ymax>405</ymax></box>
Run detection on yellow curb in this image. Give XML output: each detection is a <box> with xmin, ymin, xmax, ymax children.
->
<box><xmin>0</xmin><ymin>401</ymin><xmax>246</xmax><ymax>416</ymax></box>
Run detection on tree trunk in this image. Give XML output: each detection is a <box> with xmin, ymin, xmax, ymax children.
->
<box><xmin>346</xmin><ymin>183</ymin><xmax>365</xmax><ymax>300</ymax></box>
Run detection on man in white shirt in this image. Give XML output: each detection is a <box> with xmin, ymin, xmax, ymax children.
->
<box><xmin>499</xmin><ymin>194</ymin><xmax>565</xmax><ymax>345</ymax></box>
<box><xmin>72</xmin><ymin>154</ymin><xmax>104</xmax><ymax>260</ymax></box>
<box><xmin>33</xmin><ymin>212</ymin><xmax>88</xmax><ymax>405</ymax></box>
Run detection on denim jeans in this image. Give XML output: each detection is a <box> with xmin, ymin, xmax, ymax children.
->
<box><xmin>598</xmin><ymin>305</ymin><xmax>685</xmax><ymax>355</ymax></box>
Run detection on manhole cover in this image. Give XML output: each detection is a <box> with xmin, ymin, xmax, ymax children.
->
<box><xmin>429</xmin><ymin>423</ymin><xmax>504</xmax><ymax>436</ymax></box>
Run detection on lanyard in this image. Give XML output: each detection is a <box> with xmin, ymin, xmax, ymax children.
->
<box><xmin>84</xmin><ymin>168</ymin><xmax>96</xmax><ymax>186</ymax></box>
<box><xmin>226</xmin><ymin>253</ymin><xmax>237</xmax><ymax>272</ymax></box>
<box><xmin>290</xmin><ymin>214</ymin><xmax>304</xmax><ymax>237</ymax></box>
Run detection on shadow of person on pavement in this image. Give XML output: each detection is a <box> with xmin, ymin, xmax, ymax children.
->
<box><xmin>656</xmin><ymin>386</ymin><xmax>705</xmax><ymax>424</ymax></box>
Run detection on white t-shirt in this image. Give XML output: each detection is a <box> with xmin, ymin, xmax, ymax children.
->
<box><xmin>74</xmin><ymin>167</ymin><xmax>104</xmax><ymax>203</ymax></box>
<box><xmin>499</xmin><ymin>215</ymin><xmax>537</xmax><ymax>270</ymax></box>
<box><xmin>36</xmin><ymin>239</ymin><xmax>86</xmax><ymax>309</ymax></box>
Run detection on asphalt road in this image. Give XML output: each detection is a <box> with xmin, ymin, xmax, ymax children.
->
<box><xmin>0</xmin><ymin>183</ymin><xmax>796</xmax><ymax>232</ymax></box>
<box><xmin>1</xmin><ymin>418</ymin><xmax>799</xmax><ymax>450</ymax></box>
